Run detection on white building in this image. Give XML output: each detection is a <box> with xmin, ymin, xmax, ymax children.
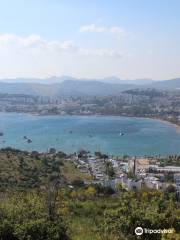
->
<box><xmin>174</xmin><ymin>174</ymin><xmax>180</xmax><ymax>186</ymax></box>
<box><xmin>144</xmin><ymin>176</ymin><xmax>162</xmax><ymax>190</ymax></box>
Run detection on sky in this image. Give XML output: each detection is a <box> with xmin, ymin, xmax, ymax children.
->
<box><xmin>0</xmin><ymin>0</ymin><xmax>180</xmax><ymax>80</ymax></box>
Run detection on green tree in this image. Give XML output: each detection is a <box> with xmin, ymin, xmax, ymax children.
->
<box><xmin>0</xmin><ymin>191</ymin><xmax>69</xmax><ymax>240</ymax></box>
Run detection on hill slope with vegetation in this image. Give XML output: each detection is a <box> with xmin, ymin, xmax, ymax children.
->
<box><xmin>0</xmin><ymin>148</ymin><xmax>180</xmax><ymax>240</ymax></box>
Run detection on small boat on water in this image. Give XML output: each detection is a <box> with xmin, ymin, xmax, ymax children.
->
<box><xmin>0</xmin><ymin>132</ymin><xmax>4</xmax><ymax>136</ymax></box>
<box><xmin>27</xmin><ymin>139</ymin><xmax>32</xmax><ymax>143</ymax></box>
<box><xmin>119</xmin><ymin>132</ymin><xmax>124</xmax><ymax>136</ymax></box>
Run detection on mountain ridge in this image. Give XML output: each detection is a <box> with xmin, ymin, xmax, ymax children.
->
<box><xmin>0</xmin><ymin>77</ymin><xmax>179</xmax><ymax>96</ymax></box>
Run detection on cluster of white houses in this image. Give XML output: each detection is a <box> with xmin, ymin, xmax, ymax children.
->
<box><xmin>73</xmin><ymin>155</ymin><xmax>180</xmax><ymax>194</ymax></box>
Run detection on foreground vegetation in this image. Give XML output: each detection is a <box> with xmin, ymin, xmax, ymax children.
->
<box><xmin>0</xmin><ymin>148</ymin><xmax>180</xmax><ymax>240</ymax></box>
<box><xmin>1</xmin><ymin>188</ymin><xmax>180</xmax><ymax>240</ymax></box>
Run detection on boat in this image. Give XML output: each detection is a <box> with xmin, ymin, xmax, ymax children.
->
<box><xmin>0</xmin><ymin>132</ymin><xmax>4</xmax><ymax>136</ymax></box>
<box><xmin>119</xmin><ymin>132</ymin><xmax>124</xmax><ymax>136</ymax></box>
<box><xmin>27</xmin><ymin>139</ymin><xmax>32</xmax><ymax>143</ymax></box>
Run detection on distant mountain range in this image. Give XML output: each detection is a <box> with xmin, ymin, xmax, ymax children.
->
<box><xmin>0</xmin><ymin>76</ymin><xmax>180</xmax><ymax>96</ymax></box>
<box><xmin>1</xmin><ymin>76</ymin><xmax>154</xmax><ymax>85</ymax></box>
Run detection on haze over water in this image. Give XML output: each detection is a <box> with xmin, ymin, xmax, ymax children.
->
<box><xmin>0</xmin><ymin>112</ymin><xmax>180</xmax><ymax>156</ymax></box>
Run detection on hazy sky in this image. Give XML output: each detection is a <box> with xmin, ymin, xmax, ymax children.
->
<box><xmin>0</xmin><ymin>0</ymin><xmax>180</xmax><ymax>80</ymax></box>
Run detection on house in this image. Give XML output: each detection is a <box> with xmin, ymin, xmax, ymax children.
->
<box><xmin>144</xmin><ymin>176</ymin><xmax>162</xmax><ymax>190</ymax></box>
<box><xmin>126</xmin><ymin>178</ymin><xmax>143</xmax><ymax>191</ymax></box>
<box><xmin>103</xmin><ymin>178</ymin><xmax>124</xmax><ymax>190</ymax></box>
<box><xmin>156</xmin><ymin>166</ymin><xmax>180</xmax><ymax>173</ymax></box>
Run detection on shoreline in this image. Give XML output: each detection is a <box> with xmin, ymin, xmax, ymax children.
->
<box><xmin>146</xmin><ymin>117</ymin><xmax>180</xmax><ymax>132</ymax></box>
<box><xmin>0</xmin><ymin>146</ymin><xmax>179</xmax><ymax>158</ymax></box>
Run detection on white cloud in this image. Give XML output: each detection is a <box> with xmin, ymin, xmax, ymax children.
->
<box><xmin>0</xmin><ymin>34</ymin><xmax>121</xmax><ymax>58</ymax></box>
<box><xmin>0</xmin><ymin>34</ymin><xmax>46</xmax><ymax>48</ymax></box>
<box><xmin>79</xmin><ymin>48</ymin><xmax>122</xmax><ymax>58</ymax></box>
<box><xmin>0</xmin><ymin>34</ymin><xmax>76</xmax><ymax>52</ymax></box>
<box><xmin>110</xmin><ymin>26</ymin><xmax>124</xmax><ymax>34</ymax></box>
<box><xmin>79</xmin><ymin>24</ymin><xmax>107</xmax><ymax>33</ymax></box>
<box><xmin>79</xmin><ymin>24</ymin><xmax>125</xmax><ymax>36</ymax></box>
<box><xmin>0</xmin><ymin>34</ymin><xmax>123</xmax><ymax>78</ymax></box>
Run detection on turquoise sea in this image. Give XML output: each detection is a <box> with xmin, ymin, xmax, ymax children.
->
<box><xmin>0</xmin><ymin>112</ymin><xmax>180</xmax><ymax>156</ymax></box>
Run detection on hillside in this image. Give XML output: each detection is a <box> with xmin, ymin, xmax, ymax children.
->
<box><xmin>0</xmin><ymin>77</ymin><xmax>180</xmax><ymax>97</ymax></box>
<box><xmin>150</xmin><ymin>78</ymin><xmax>180</xmax><ymax>90</ymax></box>
<box><xmin>0</xmin><ymin>80</ymin><xmax>136</xmax><ymax>96</ymax></box>
<box><xmin>0</xmin><ymin>148</ymin><xmax>91</xmax><ymax>189</ymax></box>
<box><xmin>0</xmin><ymin>148</ymin><xmax>180</xmax><ymax>240</ymax></box>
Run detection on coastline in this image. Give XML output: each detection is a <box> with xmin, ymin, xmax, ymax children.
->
<box><xmin>147</xmin><ymin>117</ymin><xmax>180</xmax><ymax>132</ymax></box>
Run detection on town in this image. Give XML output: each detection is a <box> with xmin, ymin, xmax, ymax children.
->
<box><xmin>1</xmin><ymin>147</ymin><xmax>180</xmax><ymax>197</ymax></box>
<box><xmin>0</xmin><ymin>88</ymin><xmax>180</xmax><ymax>126</ymax></box>
<box><xmin>68</xmin><ymin>150</ymin><xmax>180</xmax><ymax>196</ymax></box>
